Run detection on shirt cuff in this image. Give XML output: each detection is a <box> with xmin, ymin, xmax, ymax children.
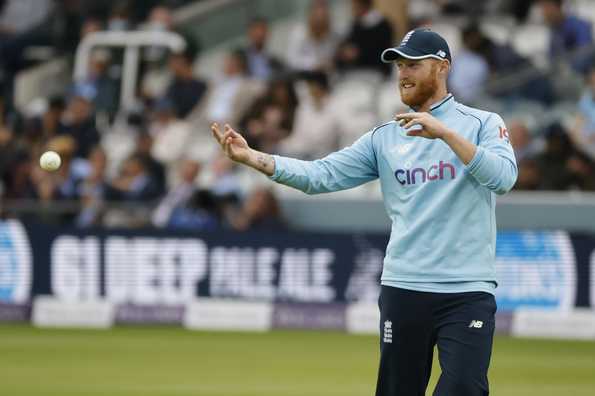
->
<box><xmin>268</xmin><ymin>154</ymin><xmax>283</xmax><ymax>181</ymax></box>
<box><xmin>465</xmin><ymin>146</ymin><xmax>485</xmax><ymax>175</ymax></box>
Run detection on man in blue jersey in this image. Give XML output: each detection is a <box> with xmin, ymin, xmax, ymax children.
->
<box><xmin>211</xmin><ymin>28</ymin><xmax>517</xmax><ymax>396</ymax></box>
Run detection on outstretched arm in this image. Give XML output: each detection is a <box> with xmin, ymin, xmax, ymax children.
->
<box><xmin>211</xmin><ymin>123</ymin><xmax>379</xmax><ymax>194</ymax></box>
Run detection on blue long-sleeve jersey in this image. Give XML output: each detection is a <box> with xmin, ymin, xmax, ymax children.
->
<box><xmin>269</xmin><ymin>95</ymin><xmax>518</xmax><ymax>294</ymax></box>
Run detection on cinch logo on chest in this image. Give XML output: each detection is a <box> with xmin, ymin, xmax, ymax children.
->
<box><xmin>395</xmin><ymin>161</ymin><xmax>456</xmax><ymax>185</ymax></box>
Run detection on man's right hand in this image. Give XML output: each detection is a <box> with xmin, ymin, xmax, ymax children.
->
<box><xmin>211</xmin><ymin>123</ymin><xmax>251</xmax><ymax>164</ymax></box>
<box><xmin>211</xmin><ymin>122</ymin><xmax>275</xmax><ymax>176</ymax></box>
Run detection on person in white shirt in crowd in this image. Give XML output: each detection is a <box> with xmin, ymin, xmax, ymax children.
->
<box><xmin>149</xmin><ymin>98</ymin><xmax>193</xmax><ymax>186</ymax></box>
<box><xmin>279</xmin><ymin>71</ymin><xmax>342</xmax><ymax>160</ymax></box>
<box><xmin>286</xmin><ymin>0</ymin><xmax>339</xmax><ymax>72</ymax></box>
<box><xmin>202</xmin><ymin>49</ymin><xmax>264</xmax><ymax>126</ymax></box>
<box><xmin>152</xmin><ymin>158</ymin><xmax>201</xmax><ymax>228</ymax></box>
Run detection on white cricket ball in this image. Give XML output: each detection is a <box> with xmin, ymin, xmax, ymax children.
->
<box><xmin>39</xmin><ymin>151</ymin><xmax>62</xmax><ymax>171</ymax></box>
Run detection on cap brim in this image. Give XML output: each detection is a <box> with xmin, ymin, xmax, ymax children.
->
<box><xmin>380</xmin><ymin>47</ymin><xmax>445</xmax><ymax>63</ymax></box>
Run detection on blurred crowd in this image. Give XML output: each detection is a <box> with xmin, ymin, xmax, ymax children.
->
<box><xmin>0</xmin><ymin>0</ymin><xmax>595</xmax><ymax>230</ymax></box>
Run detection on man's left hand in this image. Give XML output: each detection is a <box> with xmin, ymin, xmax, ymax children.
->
<box><xmin>395</xmin><ymin>112</ymin><xmax>450</xmax><ymax>140</ymax></box>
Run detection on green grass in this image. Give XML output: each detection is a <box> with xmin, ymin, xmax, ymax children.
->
<box><xmin>1</xmin><ymin>325</ymin><xmax>594</xmax><ymax>396</ymax></box>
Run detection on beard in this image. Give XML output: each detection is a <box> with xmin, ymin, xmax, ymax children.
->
<box><xmin>399</xmin><ymin>67</ymin><xmax>439</xmax><ymax>109</ymax></box>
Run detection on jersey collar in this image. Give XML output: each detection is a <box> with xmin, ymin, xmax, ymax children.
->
<box><xmin>428</xmin><ymin>93</ymin><xmax>454</xmax><ymax>116</ymax></box>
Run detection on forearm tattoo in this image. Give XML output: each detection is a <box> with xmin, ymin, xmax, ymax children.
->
<box><xmin>254</xmin><ymin>152</ymin><xmax>275</xmax><ymax>176</ymax></box>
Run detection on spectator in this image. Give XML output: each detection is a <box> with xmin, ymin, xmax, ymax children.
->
<box><xmin>242</xmin><ymin>102</ymin><xmax>290</xmax><ymax>154</ymax></box>
<box><xmin>336</xmin><ymin>0</ymin><xmax>393</xmax><ymax>77</ymax></box>
<box><xmin>508</xmin><ymin>119</ymin><xmax>544</xmax><ymax>162</ymax></box>
<box><xmin>279</xmin><ymin>71</ymin><xmax>341</xmax><ymax>159</ymax></box>
<box><xmin>167</xmin><ymin>189</ymin><xmax>219</xmax><ymax>231</ymax></box>
<box><xmin>76</xmin><ymin>146</ymin><xmax>109</xmax><ymax>227</ymax></box>
<box><xmin>240</xmin><ymin>17</ymin><xmax>284</xmax><ymax>80</ymax></box>
<box><xmin>286</xmin><ymin>0</ymin><xmax>339</xmax><ymax>72</ymax></box>
<box><xmin>106</xmin><ymin>2</ymin><xmax>132</xmax><ymax>31</ymax></box>
<box><xmin>149</xmin><ymin>98</ymin><xmax>193</xmax><ymax>185</ymax></box>
<box><xmin>534</xmin><ymin>123</ymin><xmax>583</xmax><ymax>190</ymax></box>
<box><xmin>449</xmin><ymin>23</ymin><xmax>490</xmax><ymax>103</ymax></box>
<box><xmin>203</xmin><ymin>49</ymin><xmax>264</xmax><ymax>125</ymax></box>
<box><xmin>133</xmin><ymin>131</ymin><xmax>166</xmax><ymax>195</ymax></box>
<box><xmin>58</xmin><ymin>87</ymin><xmax>101</xmax><ymax>159</ymax></box>
<box><xmin>244</xmin><ymin>78</ymin><xmax>299</xmax><ymax>132</ymax></box>
<box><xmin>456</xmin><ymin>23</ymin><xmax>555</xmax><ymax>105</ymax></box>
<box><xmin>142</xmin><ymin>4</ymin><xmax>201</xmax><ymax>63</ymax></box>
<box><xmin>571</xmin><ymin>65</ymin><xmax>595</xmax><ymax>160</ymax></box>
<box><xmin>51</xmin><ymin>135</ymin><xmax>93</xmax><ymax>201</ymax></box>
<box><xmin>565</xmin><ymin>150</ymin><xmax>595</xmax><ymax>190</ymax></box>
<box><xmin>164</xmin><ymin>48</ymin><xmax>208</xmax><ymax>119</ymax></box>
<box><xmin>143</xmin><ymin>5</ymin><xmax>176</xmax><ymax>62</ymax></box>
<box><xmin>538</xmin><ymin>0</ymin><xmax>593</xmax><ymax>74</ymax></box>
<box><xmin>511</xmin><ymin>122</ymin><xmax>594</xmax><ymax>191</ymax></box>
<box><xmin>228</xmin><ymin>188</ymin><xmax>286</xmax><ymax>231</ymax></box>
<box><xmin>20</xmin><ymin>96</ymin><xmax>66</xmax><ymax>148</ymax></box>
<box><xmin>0</xmin><ymin>124</ymin><xmax>16</xmax><ymax>181</ymax></box>
<box><xmin>152</xmin><ymin>158</ymin><xmax>201</xmax><ymax>227</ymax></box>
<box><xmin>80</xmin><ymin>17</ymin><xmax>103</xmax><ymax>40</ymax></box>
<box><xmin>0</xmin><ymin>124</ymin><xmax>31</xmax><ymax>199</ymax></box>
<box><xmin>240</xmin><ymin>77</ymin><xmax>299</xmax><ymax>152</ymax></box>
<box><xmin>41</xmin><ymin>97</ymin><xmax>66</xmax><ymax>141</ymax></box>
<box><xmin>105</xmin><ymin>154</ymin><xmax>161</xmax><ymax>202</ymax></box>
<box><xmin>207</xmin><ymin>154</ymin><xmax>242</xmax><ymax>198</ymax></box>
<box><xmin>514</xmin><ymin>158</ymin><xmax>542</xmax><ymax>190</ymax></box>
<box><xmin>140</xmin><ymin>5</ymin><xmax>203</xmax><ymax>103</ymax></box>
<box><xmin>78</xmin><ymin>50</ymin><xmax>120</xmax><ymax>116</ymax></box>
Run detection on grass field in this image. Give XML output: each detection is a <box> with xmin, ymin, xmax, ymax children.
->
<box><xmin>1</xmin><ymin>325</ymin><xmax>594</xmax><ymax>396</ymax></box>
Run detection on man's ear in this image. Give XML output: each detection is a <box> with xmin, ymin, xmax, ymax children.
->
<box><xmin>440</xmin><ymin>60</ymin><xmax>451</xmax><ymax>76</ymax></box>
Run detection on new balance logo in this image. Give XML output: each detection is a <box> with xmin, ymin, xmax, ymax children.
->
<box><xmin>469</xmin><ymin>320</ymin><xmax>484</xmax><ymax>329</ymax></box>
<box><xmin>383</xmin><ymin>320</ymin><xmax>393</xmax><ymax>343</ymax></box>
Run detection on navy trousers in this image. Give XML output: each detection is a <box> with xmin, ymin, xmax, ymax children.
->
<box><xmin>375</xmin><ymin>286</ymin><xmax>496</xmax><ymax>396</ymax></box>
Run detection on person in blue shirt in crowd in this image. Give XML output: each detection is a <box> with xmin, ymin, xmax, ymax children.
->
<box><xmin>539</xmin><ymin>0</ymin><xmax>593</xmax><ymax>74</ymax></box>
<box><xmin>211</xmin><ymin>28</ymin><xmax>517</xmax><ymax>396</ymax></box>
